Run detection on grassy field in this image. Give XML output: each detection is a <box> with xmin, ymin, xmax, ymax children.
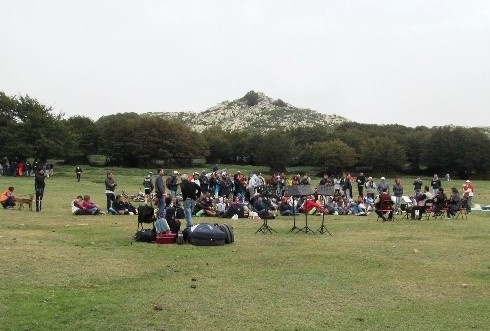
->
<box><xmin>1</xmin><ymin>165</ymin><xmax>489</xmax><ymax>331</ymax></box>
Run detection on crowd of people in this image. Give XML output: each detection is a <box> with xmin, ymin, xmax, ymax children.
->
<box><xmin>2</xmin><ymin>161</ymin><xmax>475</xmax><ymax>227</ymax></box>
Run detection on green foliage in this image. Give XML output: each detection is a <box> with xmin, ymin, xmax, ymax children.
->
<box><xmin>241</xmin><ymin>90</ymin><xmax>260</xmax><ymax>107</ymax></box>
<box><xmin>1</xmin><ymin>91</ymin><xmax>490</xmax><ymax>178</ymax></box>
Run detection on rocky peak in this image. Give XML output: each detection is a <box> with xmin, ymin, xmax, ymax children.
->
<box><xmin>144</xmin><ymin>90</ymin><xmax>349</xmax><ymax>132</ymax></box>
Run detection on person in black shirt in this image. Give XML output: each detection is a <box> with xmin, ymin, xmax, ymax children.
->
<box><xmin>356</xmin><ymin>172</ymin><xmax>366</xmax><ymax>197</ymax></box>
<box><xmin>76</xmin><ymin>166</ymin><xmax>82</xmax><ymax>182</ymax></box>
<box><xmin>180</xmin><ymin>173</ymin><xmax>201</xmax><ymax>227</ymax></box>
<box><xmin>34</xmin><ymin>168</ymin><xmax>46</xmax><ymax>212</ymax></box>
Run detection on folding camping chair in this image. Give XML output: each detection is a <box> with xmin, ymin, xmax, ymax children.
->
<box><xmin>137</xmin><ymin>204</ymin><xmax>155</xmax><ymax>230</ymax></box>
<box><xmin>455</xmin><ymin>199</ymin><xmax>468</xmax><ymax>219</ymax></box>
<box><xmin>376</xmin><ymin>199</ymin><xmax>395</xmax><ymax>221</ymax></box>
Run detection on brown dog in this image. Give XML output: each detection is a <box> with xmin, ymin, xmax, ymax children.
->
<box><xmin>15</xmin><ymin>195</ymin><xmax>34</xmax><ymax>211</ymax></box>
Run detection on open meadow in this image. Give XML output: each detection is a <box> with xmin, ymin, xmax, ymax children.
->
<box><xmin>1</xmin><ymin>165</ymin><xmax>490</xmax><ymax>331</ymax></box>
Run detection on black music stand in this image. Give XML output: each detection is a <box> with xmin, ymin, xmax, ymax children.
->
<box><xmin>284</xmin><ymin>186</ymin><xmax>302</xmax><ymax>233</ymax></box>
<box><xmin>316</xmin><ymin>185</ymin><xmax>333</xmax><ymax>235</ymax></box>
<box><xmin>288</xmin><ymin>185</ymin><xmax>315</xmax><ymax>234</ymax></box>
<box><xmin>254</xmin><ymin>194</ymin><xmax>277</xmax><ymax>234</ymax></box>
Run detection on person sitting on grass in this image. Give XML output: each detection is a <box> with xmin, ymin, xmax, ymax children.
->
<box><xmin>72</xmin><ymin>195</ymin><xmax>92</xmax><ymax>215</ymax></box>
<box><xmin>0</xmin><ymin>186</ymin><xmax>16</xmax><ymax>209</ymax></box>
<box><xmin>82</xmin><ymin>195</ymin><xmax>105</xmax><ymax>215</ymax></box>
<box><xmin>110</xmin><ymin>194</ymin><xmax>135</xmax><ymax>215</ymax></box>
<box><xmin>302</xmin><ymin>195</ymin><xmax>327</xmax><ymax>215</ymax></box>
<box><xmin>195</xmin><ymin>191</ymin><xmax>217</xmax><ymax>217</ymax></box>
<box><xmin>253</xmin><ymin>195</ymin><xmax>276</xmax><ymax>219</ymax></box>
<box><xmin>278</xmin><ymin>196</ymin><xmax>297</xmax><ymax>216</ymax></box>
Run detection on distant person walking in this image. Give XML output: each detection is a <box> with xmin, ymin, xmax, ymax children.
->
<box><xmin>76</xmin><ymin>166</ymin><xmax>82</xmax><ymax>182</ymax></box>
<box><xmin>34</xmin><ymin>168</ymin><xmax>46</xmax><ymax>212</ymax></box>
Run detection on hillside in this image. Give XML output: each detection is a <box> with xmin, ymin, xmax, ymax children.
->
<box><xmin>143</xmin><ymin>91</ymin><xmax>349</xmax><ymax>132</ymax></box>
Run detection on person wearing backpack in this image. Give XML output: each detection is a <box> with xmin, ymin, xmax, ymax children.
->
<box><xmin>167</xmin><ymin>171</ymin><xmax>179</xmax><ymax>198</ymax></box>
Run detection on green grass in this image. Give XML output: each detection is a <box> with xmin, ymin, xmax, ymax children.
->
<box><xmin>1</xmin><ymin>166</ymin><xmax>490</xmax><ymax>330</ymax></box>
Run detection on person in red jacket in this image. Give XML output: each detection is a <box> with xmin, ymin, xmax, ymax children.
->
<box><xmin>302</xmin><ymin>195</ymin><xmax>327</xmax><ymax>215</ymax></box>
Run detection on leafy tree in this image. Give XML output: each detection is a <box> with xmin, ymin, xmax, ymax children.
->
<box><xmin>358</xmin><ymin>136</ymin><xmax>407</xmax><ymax>174</ymax></box>
<box><xmin>299</xmin><ymin>139</ymin><xmax>357</xmax><ymax>175</ymax></box>
<box><xmin>201</xmin><ymin>126</ymin><xmax>234</xmax><ymax>164</ymax></box>
<box><xmin>250</xmin><ymin>129</ymin><xmax>295</xmax><ymax>172</ymax></box>
<box><xmin>63</xmin><ymin>116</ymin><xmax>100</xmax><ymax>163</ymax></box>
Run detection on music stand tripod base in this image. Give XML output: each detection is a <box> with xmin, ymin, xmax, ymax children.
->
<box><xmin>255</xmin><ymin>218</ymin><xmax>277</xmax><ymax>234</ymax></box>
<box><xmin>317</xmin><ymin>214</ymin><xmax>332</xmax><ymax>236</ymax></box>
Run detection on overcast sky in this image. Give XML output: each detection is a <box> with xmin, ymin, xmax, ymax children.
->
<box><xmin>2</xmin><ymin>0</ymin><xmax>489</xmax><ymax>127</ymax></box>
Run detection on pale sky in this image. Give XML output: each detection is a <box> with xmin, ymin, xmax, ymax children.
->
<box><xmin>2</xmin><ymin>0</ymin><xmax>489</xmax><ymax>127</ymax></box>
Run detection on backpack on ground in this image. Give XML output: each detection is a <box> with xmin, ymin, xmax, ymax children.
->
<box><xmin>134</xmin><ymin>228</ymin><xmax>156</xmax><ymax>242</ymax></box>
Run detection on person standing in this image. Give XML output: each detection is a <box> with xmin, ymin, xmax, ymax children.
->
<box><xmin>356</xmin><ymin>172</ymin><xmax>366</xmax><ymax>197</ymax></box>
<box><xmin>105</xmin><ymin>171</ymin><xmax>117</xmax><ymax>213</ymax></box>
<box><xmin>142</xmin><ymin>172</ymin><xmax>154</xmax><ymax>197</ymax></box>
<box><xmin>167</xmin><ymin>171</ymin><xmax>179</xmax><ymax>198</ymax></box>
<box><xmin>34</xmin><ymin>168</ymin><xmax>46</xmax><ymax>212</ymax></box>
<box><xmin>76</xmin><ymin>166</ymin><xmax>82</xmax><ymax>182</ymax></box>
<box><xmin>462</xmin><ymin>180</ymin><xmax>474</xmax><ymax>214</ymax></box>
<box><xmin>392</xmin><ymin>177</ymin><xmax>404</xmax><ymax>213</ymax></box>
<box><xmin>431</xmin><ymin>174</ymin><xmax>442</xmax><ymax>196</ymax></box>
<box><xmin>154</xmin><ymin>168</ymin><xmax>167</xmax><ymax>220</ymax></box>
<box><xmin>413</xmin><ymin>177</ymin><xmax>423</xmax><ymax>196</ymax></box>
<box><xmin>180</xmin><ymin>173</ymin><xmax>201</xmax><ymax>228</ymax></box>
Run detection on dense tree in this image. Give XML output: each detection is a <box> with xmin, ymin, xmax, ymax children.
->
<box><xmin>299</xmin><ymin>139</ymin><xmax>357</xmax><ymax>175</ymax></box>
<box><xmin>249</xmin><ymin>130</ymin><xmax>296</xmax><ymax>172</ymax></box>
<box><xmin>63</xmin><ymin>116</ymin><xmax>100</xmax><ymax>163</ymax></box>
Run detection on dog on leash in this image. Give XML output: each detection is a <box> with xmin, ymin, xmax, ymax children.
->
<box><xmin>15</xmin><ymin>195</ymin><xmax>34</xmax><ymax>211</ymax></box>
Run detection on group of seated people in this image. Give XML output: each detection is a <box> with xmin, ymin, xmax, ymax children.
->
<box><xmin>72</xmin><ymin>194</ymin><xmax>137</xmax><ymax>215</ymax></box>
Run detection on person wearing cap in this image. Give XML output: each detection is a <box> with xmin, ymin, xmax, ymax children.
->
<box><xmin>462</xmin><ymin>180</ymin><xmax>474</xmax><ymax>213</ymax></box>
<box><xmin>34</xmin><ymin>167</ymin><xmax>46</xmax><ymax>212</ymax></box>
<box><xmin>365</xmin><ymin>177</ymin><xmax>377</xmax><ymax>200</ymax></box>
<box><xmin>377</xmin><ymin>177</ymin><xmax>389</xmax><ymax>195</ymax></box>
<box><xmin>167</xmin><ymin>171</ymin><xmax>180</xmax><ymax>198</ymax></box>
<box><xmin>142</xmin><ymin>172</ymin><xmax>154</xmax><ymax>197</ymax></box>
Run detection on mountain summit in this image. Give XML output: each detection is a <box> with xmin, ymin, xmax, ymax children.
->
<box><xmin>145</xmin><ymin>90</ymin><xmax>349</xmax><ymax>132</ymax></box>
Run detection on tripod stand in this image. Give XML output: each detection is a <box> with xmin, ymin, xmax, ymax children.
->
<box><xmin>316</xmin><ymin>184</ymin><xmax>334</xmax><ymax>235</ymax></box>
<box><xmin>254</xmin><ymin>195</ymin><xmax>277</xmax><ymax>234</ymax></box>
<box><xmin>299</xmin><ymin>210</ymin><xmax>316</xmax><ymax>234</ymax></box>
<box><xmin>287</xmin><ymin>195</ymin><xmax>301</xmax><ymax>233</ymax></box>
<box><xmin>317</xmin><ymin>213</ymin><xmax>332</xmax><ymax>235</ymax></box>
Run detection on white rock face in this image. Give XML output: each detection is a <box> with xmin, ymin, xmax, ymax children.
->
<box><xmin>143</xmin><ymin>91</ymin><xmax>349</xmax><ymax>132</ymax></box>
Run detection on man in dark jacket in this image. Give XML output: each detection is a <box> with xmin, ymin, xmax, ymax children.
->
<box><xmin>154</xmin><ymin>168</ymin><xmax>166</xmax><ymax>220</ymax></box>
<box><xmin>180</xmin><ymin>173</ymin><xmax>201</xmax><ymax>227</ymax></box>
<box><xmin>34</xmin><ymin>168</ymin><xmax>46</xmax><ymax>212</ymax></box>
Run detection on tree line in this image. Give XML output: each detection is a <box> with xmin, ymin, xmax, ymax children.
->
<box><xmin>1</xmin><ymin>91</ymin><xmax>489</xmax><ymax>179</ymax></box>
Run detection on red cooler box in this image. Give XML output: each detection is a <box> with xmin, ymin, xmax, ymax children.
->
<box><xmin>156</xmin><ymin>232</ymin><xmax>177</xmax><ymax>244</ymax></box>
